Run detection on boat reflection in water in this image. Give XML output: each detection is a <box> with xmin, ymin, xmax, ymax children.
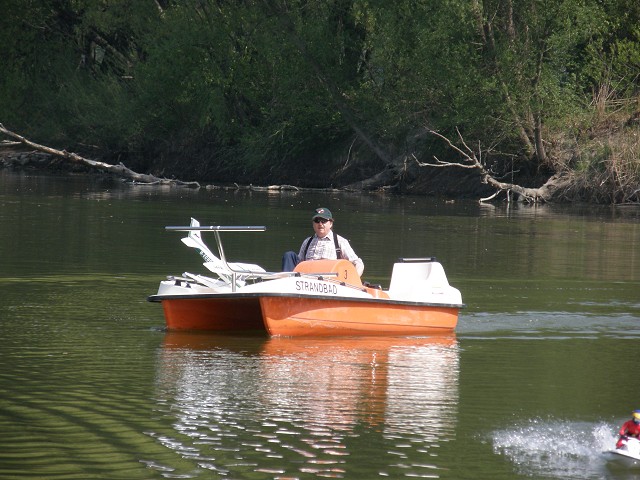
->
<box><xmin>151</xmin><ymin>333</ymin><xmax>459</xmax><ymax>478</ymax></box>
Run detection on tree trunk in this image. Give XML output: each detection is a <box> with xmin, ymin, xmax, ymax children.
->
<box><xmin>0</xmin><ymin>124</ymin><xmax>200</xmax><ymax>187</ymax></box>
<box><xmin>263</xmin><ymin>0</ymin><xmax>391</xmax><ymax>165</ymax></box>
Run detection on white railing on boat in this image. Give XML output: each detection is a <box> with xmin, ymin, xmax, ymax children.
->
<box><xmin>165</xmin><ymin>226</ymin><xmax>267</xmax><ymax>232</ymax></box>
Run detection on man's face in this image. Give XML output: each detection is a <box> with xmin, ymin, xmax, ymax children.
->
<box><xmin>313</xmin><ymin>218</ymin><xmax>332</xmax><ymax>238</ymax></box>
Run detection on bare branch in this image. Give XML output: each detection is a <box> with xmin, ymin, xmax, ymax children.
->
<box><xmin>420</xmin><ymin>127</ymin><xmax>574</xmax><ymax>203</ymax></box>
<box><xmin>479</xmin><ymin>190</ymin><xmax>502</xmax><ymax>202</ymax></box>
<box><xmin>0</xmin><ymin>123</ymin><xmax>200</xmax><ymax>187</ymax></box>
<box><xmin>410</xmin><ymin>153</ymin><xmax>475</xmax><ymax>169</ymax></box>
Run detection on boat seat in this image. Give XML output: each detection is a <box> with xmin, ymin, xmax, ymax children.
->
<box><xmin>388</xmin><ymin>260</ymin><xmax>460</xmax><ymax>303</ymax></box>
<box><xmin>294</xmin><ymin>259</ymin><xmax>363</xmax><ymax>287</ymax></box>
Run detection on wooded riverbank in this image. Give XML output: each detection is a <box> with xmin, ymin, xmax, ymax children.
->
<box><xmin>2</xmin><ymin>122</ymin><xmax>638</xmax><ymax>205</ymax></box>
<box><xmin>2</xmin><ymin>2</ymin><xmax>639</xmax><ymax>204</ymax></box>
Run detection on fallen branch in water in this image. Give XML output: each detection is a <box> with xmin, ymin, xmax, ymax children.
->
<box><xmin>0</xmin><ymin>123</ymin><xmax>200</xmax><ymax>188</ymax></box>
<box><xmin>416</xmin><ymin>128</ymin><xmax>572</xmax><ymax>203</ymax></box>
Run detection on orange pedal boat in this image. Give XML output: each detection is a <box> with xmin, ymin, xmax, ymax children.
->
<box><xmin>148</xmin><ymin>219</ymin><xmax>464</xmax><ymax>336</ymax></box>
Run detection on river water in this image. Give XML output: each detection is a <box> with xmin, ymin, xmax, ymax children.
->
<box><xmin>1</xmin><ymin>170</ymin><xmax>639</xmax><ymax>479</ymax></box>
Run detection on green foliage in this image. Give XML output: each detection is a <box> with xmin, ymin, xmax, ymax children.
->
<box><xmin>0</xmin><ymin>0</ymin><xmax>639</xmax><ymax>187</ymax></box>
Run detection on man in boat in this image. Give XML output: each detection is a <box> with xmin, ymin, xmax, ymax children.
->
<box><xmin>616</xmin><ymin>410</ymin><xmax>640</xmax><ymax>448</ymax></box>
<box><xmin>282</xmin><ymin>207</ymin><xmax>365</xmax><ymax>276</ymax></box>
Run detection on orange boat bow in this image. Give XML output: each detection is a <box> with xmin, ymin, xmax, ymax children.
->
<box><xmin>162</xmin><ymin>296</ymin><xmax>265</xmax><ymax>331</ymax></box>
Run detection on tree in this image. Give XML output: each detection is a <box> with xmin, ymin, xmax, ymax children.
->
<box><xmin>1</xmin><ymin>1</ymin><xmax>638</xmax><ymax>201</ymax></box>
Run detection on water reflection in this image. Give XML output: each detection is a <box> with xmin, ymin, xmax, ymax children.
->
<box><xmin>153</xmin><ymin>334</ymin><xmax>459</xmax><ymax>478</ymax></box>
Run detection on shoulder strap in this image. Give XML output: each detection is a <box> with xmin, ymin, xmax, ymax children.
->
<box><xmin>334</xmin><ymin>233</ymin><xmax>342</xmax><ymax>259</ymax></box>
<box><xmin>302</xmin><ymin>236</ymin><xmax>314</xmax><ymax>259</ymax></box>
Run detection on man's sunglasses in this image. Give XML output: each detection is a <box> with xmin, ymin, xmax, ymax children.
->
<box><xmin>313</xmin><ymin>218</ymin><xmax>330</xmax><ymax>224</ymax></box>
